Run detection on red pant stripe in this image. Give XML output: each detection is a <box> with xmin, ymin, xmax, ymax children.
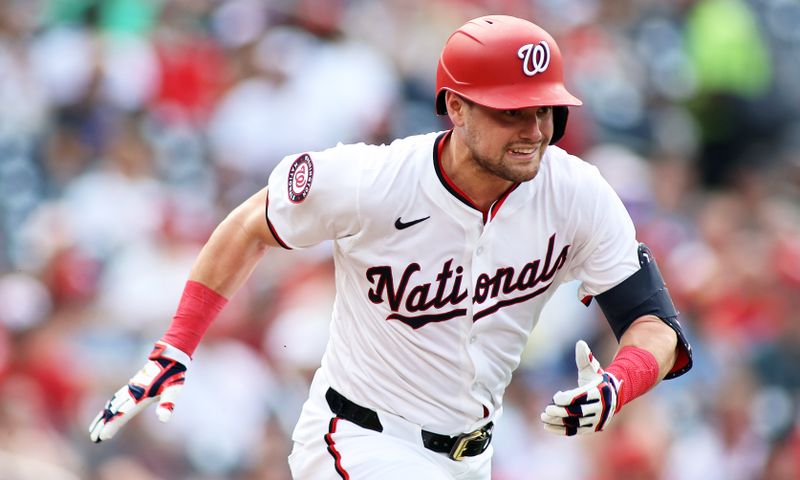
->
<box><xmin>324</xmin><ymin>417</ymin><xmax>350</xmax><ymax>480</ymax></box>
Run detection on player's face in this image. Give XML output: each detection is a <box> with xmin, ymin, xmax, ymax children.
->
<box><xmin>460</xmin><ymin>102</ymin><xmax>553</xmax><ymax>183</ymax></box>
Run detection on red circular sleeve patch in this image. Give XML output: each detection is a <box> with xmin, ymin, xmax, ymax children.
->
<box><xmin>287</xmin><ymin>154</ymin><xmax>314</xmax><ymax>203</ymax></box>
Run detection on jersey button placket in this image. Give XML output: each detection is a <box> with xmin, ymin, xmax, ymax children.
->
<box><xmin>466</xmin><ymin>229</ymin><xmax>487</xmax><ymax>406</ymax></box>
<box><xmin>458</xmin><ymin>216</ymin><xmax>482</xmax><ymax>402</ymax></box>
<box><xmin>467</xmin><ymin>223</ymin><xmax>495</xmax><ymax>409</ymax></box>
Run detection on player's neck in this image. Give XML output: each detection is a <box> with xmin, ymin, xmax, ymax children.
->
<box><xmin>441</xmin><ymin>132</ymin><xmax>515</xmax><ymax>213</ymax></box>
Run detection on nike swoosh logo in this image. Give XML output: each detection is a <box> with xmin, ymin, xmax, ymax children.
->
<box><xmin>395</xmin><ymin>216</ymin><xmax>430</xmax><ymax>230</ymax></box>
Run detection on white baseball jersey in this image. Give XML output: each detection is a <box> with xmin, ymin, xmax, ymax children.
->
<box><xmin>266</xmin><ymin>130</ymin><xmax>639</xmax><ymax>436</ymax></box>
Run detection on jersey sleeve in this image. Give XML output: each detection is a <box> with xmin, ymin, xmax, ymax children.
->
<box><xmin>567</xmin><ymin>164</ymin><xmax>640</xmax><ymax>298</ymax></box>
<box><xmin>266</xmin><ymin>144</ymin><xmax>363</xmax><ymax>249</ymax></box>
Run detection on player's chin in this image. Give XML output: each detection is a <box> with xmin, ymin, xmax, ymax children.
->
<box><xmin>500</xmin><ymin>165</ymin><xmax>538</xmax><ymax>183</ymax></box>
<box><xmin>503</xmin><ymin>154</ymin><xmax>540</xmax><ymax>181</ymax></box>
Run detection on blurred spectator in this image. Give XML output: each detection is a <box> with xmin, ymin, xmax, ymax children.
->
<box><xmin>0</xmin><ymin>1</ymin><xmax>798</xmax><ymax>479</ymax></box>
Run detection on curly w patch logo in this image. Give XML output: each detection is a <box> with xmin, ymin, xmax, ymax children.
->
<box><xmin>518</xmin><ymin>41</ymin><xmax>550</xmax><ymax>77</ymax></box>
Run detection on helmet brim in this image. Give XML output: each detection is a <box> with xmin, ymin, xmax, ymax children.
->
<box><xmin>436</xmin><ymin>83</ymin><xmax>582</xmax><ymax>115</ymax></box>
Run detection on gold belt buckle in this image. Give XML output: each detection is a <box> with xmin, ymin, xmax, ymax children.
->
<box><xmin>448</xmin><ymin>429</ymin><xmax>488</xmax><ymax>461</ymax></box>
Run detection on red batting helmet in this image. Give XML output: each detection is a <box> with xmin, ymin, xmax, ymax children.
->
<box><xmin>436</xmin><ymin>15</ymin><xmax>582</xmax><ymax>144</ymax></box>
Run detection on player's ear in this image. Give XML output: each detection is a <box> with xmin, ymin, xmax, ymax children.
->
<box><xmin>445</xmin><ymin>91</ymin><xmax>468</xmax><ymax>127</ymax></box>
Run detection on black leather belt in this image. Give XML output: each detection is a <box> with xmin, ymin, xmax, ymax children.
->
<box><xmin>325</xmin><ymin>387</ymin><xmax>493</xmax><ymax>461</ymax></box>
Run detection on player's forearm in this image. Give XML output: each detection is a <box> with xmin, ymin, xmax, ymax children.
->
<box><xmin>187</xmin><ymin>201</ymin><xmax>271</xmax><ymax>298</ymax></box>
<box><xmin>594</xmin><ymin>315</ymin><xmax>678</xmax><ymax>413</ymax></box>
<box><xmin>162</xmin><ymin>188</ymin><xmax>274</xmax><ymax>356</ymax></box>
<box><xmin>618</xmin><ymin>315</ymin><xmax>678</xmax><ymax>381</ymax></box>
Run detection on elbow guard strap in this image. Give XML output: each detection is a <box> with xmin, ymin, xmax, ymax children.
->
<box><xmin>595</xmin><ymin>244</ymin><xmax>693</xmax><ymax>379</ymax></box>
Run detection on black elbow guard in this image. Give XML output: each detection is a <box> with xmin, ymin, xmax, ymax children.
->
<box><xmin>594</xmin><ymin>244</ymin><xmax>692</xmax><ymax>379</ymax></box>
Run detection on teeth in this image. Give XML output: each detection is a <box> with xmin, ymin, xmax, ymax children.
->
<box><xmin>510</xmin><ymin>148</ymin><xmax>535</xmax><ymax>154</ymax></box>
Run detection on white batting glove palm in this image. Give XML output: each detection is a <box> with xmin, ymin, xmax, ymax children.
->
<box><xmin>541</xmin><ymin>340</ymin><xmax>621</xmax><ymax>436</ymax></box>
<box><xmin>89</xmin><ymin>341</ymin><xmax>191</xmax><ymax>443</ymax></box>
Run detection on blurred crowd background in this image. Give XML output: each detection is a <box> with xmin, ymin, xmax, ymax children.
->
<box><xmin>1</xmin><ymin>0</ymin><xmax>799</xmax><ymax>479</ymax></box>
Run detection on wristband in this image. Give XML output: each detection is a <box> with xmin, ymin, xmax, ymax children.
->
<box><xmin>604</xmin><ymin>346</ymin><xmax>659</xmax><ymax>412</ymax></box>
<box><xmin>150</xmin><ymin>340</ymin><xmax>192</xmax><ymax>367</ymax></box>
<box><xmin>161</xmin><ymin>280</ymin><xmax>228</xmax><ymax>357</ymax></box>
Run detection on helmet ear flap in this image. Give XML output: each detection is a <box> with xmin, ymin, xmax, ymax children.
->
<box><xmin>436</xmin><ymin>90</ymin><xmax>447</xmax><ymax>115</ymax></box>
<box><xmin>550</xmin><ymin>106</ymin><xmax>569</xmax><ymax>145</ymax></box>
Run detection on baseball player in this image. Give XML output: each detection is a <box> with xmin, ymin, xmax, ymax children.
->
<box><xmin>89</xmin><ymin>15</ymin><xmax>692</xmax><ymax>479</ymax></box>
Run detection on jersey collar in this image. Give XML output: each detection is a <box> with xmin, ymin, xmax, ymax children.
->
<box><xmin>432</xmin><ymin>130</ymin><xmax>521</xmax><ymax>224</ymax></box>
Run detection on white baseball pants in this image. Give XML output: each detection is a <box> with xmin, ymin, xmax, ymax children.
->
<box><xmin>288</xmin><ymin>369</ymin><xmax>492</xmax><ymax>480</ymax></box>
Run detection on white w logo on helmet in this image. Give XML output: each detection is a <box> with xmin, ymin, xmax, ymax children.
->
<box><xmin>517</xmin><ymin>41</ymin><xmax>551</xmax><ymax>77</ymax></box>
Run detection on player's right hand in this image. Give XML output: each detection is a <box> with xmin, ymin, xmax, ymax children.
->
<box><xmin>89</xmin><ymin>341</ymin><xmax>191</xmax><ymax>443</ymax></box>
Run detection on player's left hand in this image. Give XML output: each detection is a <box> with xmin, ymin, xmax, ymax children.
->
<box><xmin>540</xmin><ymin>340</ymin><xmax>621</xmax><ymax>436</ymax></box>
